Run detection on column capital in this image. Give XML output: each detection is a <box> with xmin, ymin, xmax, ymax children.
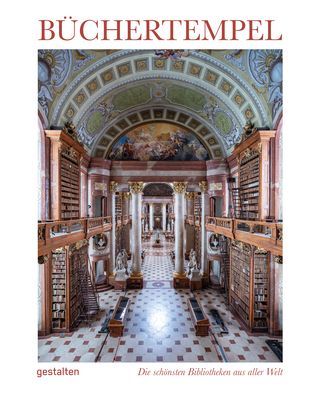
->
<box><xmin>109</xmin><ymin>180</ymin><xmax>118</xmax><ymax>192</ymax></box>
<box><xmin>129</xmin><ymin>181</ymin><xmax>144</xmax><ymax>194</ymax></box>
<box><xmin>173</xmin><ymin>182</ymin><xmax>187</xmax><ymax>194</ymax></box>
<box><xmin>199</xmin><ymin>180</ymin><xmax>208</xmax><ymax>193</ymax></box>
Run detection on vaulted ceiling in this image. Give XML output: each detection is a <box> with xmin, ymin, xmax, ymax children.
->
<box><xmin>38</xmin><ymin>49</ymin><xmax>282</xmax><ymax>158</ymax></box>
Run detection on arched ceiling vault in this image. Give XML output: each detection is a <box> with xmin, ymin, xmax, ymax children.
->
<box><xmin>38</xmin><ymin>49</ymin><xmax>282</xmax><ymax>158</ymax></box>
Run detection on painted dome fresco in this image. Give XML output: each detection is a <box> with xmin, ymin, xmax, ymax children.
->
<box><xmin>108</xmin><ymin>123</ymin><xmax>209</xmax><ymax>161</ymax></box>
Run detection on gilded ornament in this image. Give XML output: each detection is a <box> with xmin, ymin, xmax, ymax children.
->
<box><xmin>173</xmin><ymin>61</ymin><xmax>183</xmax><ymax>70</ymax></box>
<box><xmin>255</xmin><ymin>247</ymin><xmax>268</xmax><ymax>255</ymax></box>
<box><xmin>199</xmin><ymin>181</ymin><xmax>208</xmax><ymax>193</ymax></box>
<box><xmin>109</xmin><ymin>181</ymin><xmax>118</xmax><ymax>192</ymax></box>
<box><xmin>122</xmin><ymin>191</ymin><xmax>131</xmax><ymax>199</ymax></box>
<box><xmin>172</xmin><ymin>182</ymin><xmax>187</xmax><ymax>193</ymax></box>
<box><xmin>102</xmin><ymin>71</ymin><xmax>113</xmax><ymax>82</ymax></box>
<box><xmin>63</xmin><ymin>121</ymin><xmax>78</xmax><ymax>142</ymax></box>
<box><xmin>70</xmin><ymin>239</ymin><xmax>88</xmax><ymax>254</ymax></box>
<box><xmin>129</xmin><ymin>182</ymin><xmax>144</xmax><ymax>194</ymax></box>
<box><xmin>185</xmin><ymin>192</ymin><xmax>194</xmax><ymax>200</ymax></box>
<box><xmin>54</xmin><ymin>247</ymin><xmax>66</xmax><ymax>253</ymax></box>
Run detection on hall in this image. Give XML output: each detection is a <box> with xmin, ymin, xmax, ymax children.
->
<box><xmin>37</xmin><ymin>49</ymin><xmax>283</xmax><ymax>363</ymax></box>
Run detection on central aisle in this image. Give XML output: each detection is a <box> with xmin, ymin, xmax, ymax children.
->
<box><xmin>98</xmin><ymin>236</ymin><xmax>222</xmax><ymax>362</ymax></box>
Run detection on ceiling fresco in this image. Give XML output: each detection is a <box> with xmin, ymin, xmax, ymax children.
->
<box><xmin>108</xmin><ymin>122</ymin><xmax>209</xmax><ymax>161</ymax></box>
<box><xmin>38</xmin><ymin>49</ymin><xmax>282</xmax><ymax>158</ymax></box>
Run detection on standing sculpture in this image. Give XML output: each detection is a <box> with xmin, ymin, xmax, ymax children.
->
<box><xmin>187</xmin><ymin>249</ymin><xmax>199</xmax><ymax>275</ymax></box>
<box><xmin>115</xmin><ymin>249</ymin><xmax>129</xmax><ymax>282</ymax></box>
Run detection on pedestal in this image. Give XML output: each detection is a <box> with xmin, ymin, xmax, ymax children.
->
<box><xmin>173</xmin><ymin>273</ymin><xmax>189</xmax><ymax>289</ymax></box>
<box><xmin>201</xmin><ymin>273</ymin><xmax>210</xmax><ymax>288</ymax></box>
<box><xmin>189</xmin><ymin>270</ymin><xmax>202</xmax><ymax>290</ymax></box>
<box><xmin>127</xmin><ymin>275</ymin><xmax>144</xmax><ymax>289</ymax></box>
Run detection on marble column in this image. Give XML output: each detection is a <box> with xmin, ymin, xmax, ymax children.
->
<box><xmin>173</xmin><ymin>182</ymin><xmax>187</xmax><ymax>278</ymax></box>
<box><xmin>129</xmin><ymin>182</ymin><xmax>144</xmax><ymax>277</ymax></box>
<box><xmin>162</xmin><ymin>203</ymin><xmax>166</xmax><ymax>231</ymax></box>
<box><xmin>199</xmin><ymin>181</ymin><xmax>210</xmax><ymax>284</ymax></box>
<box><xmin>149</xmin><ymin>203</ymin><xmax>154</xmax><ymax>232</ymax></box>
<box><xmin>109</xmin><ymin>181</ymin><xmax>118</xmax><ymax>275</ymax></box>
<box><xmin>123</xmin><ymin>192</ymin><xmax>131</xmax><ymax>255</ymax></box>
<box><xmin>185</xmin><ymin>192</ymin><xmax>195</xmax><ymax>255</ymax></box>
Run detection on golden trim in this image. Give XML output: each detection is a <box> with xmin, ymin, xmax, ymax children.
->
<box><xmin>122</xmin><ymin>191</ymin><xmax>131</xmax><ymax>199</ymax></box>
<box><xmin>109</xmin><ymin>181</ymin><xmax>118</xmax><ymax>193</ymax></box>
<box><xmin>129</xmin><ymin>182</ymin><xmax>144</xmax><ymax>194</ymax></box>
<box><xmin>173</xmin><ymin>182</ymin><xmax>187</xmax><ymax>194</ymax></box>
<box><xmin>173</xmin><ymin>271</ymin><xmax>187</xmax><ymax>278</ymax></box>
<box><xmin>185</xmin><ymin>192</ymin><xmax>194</xmax><ymax>200</ymax></box>
<box><xmin>130</xmin><ymin>271</ymin><xmax>143</xmax><ymax>278</ymax></box>
<box><xmin>199</xmin><ymin>180</ymin><xmax>208</xmax><ymax>193</ymax></box>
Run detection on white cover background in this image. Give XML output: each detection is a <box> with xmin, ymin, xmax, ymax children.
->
<box><xmin>1</xmin><ymin>0</ymin><xmax>318</xmax><ymax>398</ymax></box>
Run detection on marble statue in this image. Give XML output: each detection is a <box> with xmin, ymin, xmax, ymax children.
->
<box><xmin>121</xmin><ymin>249</ymin><xmax>129</xmax><ymax>275</ymax></box>
<box><xmin>187</xmin><ymin>249</ymin><xmax>201</xmax><ymax>281</ymax></box>
<box><xmin>187</xmin><ymin>249</ymin><xmax>199</xmax><ymax>275</ymax></box>
<box><xmin>115</xmin><ymin>250</ymin><xmax>128</xmax><ymax>281</ymax></box>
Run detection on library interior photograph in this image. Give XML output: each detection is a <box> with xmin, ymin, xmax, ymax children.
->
<box><xmin>38</xmin><ymin>49</ymin><xmax>283</xmax><ymax>363</ymax></box>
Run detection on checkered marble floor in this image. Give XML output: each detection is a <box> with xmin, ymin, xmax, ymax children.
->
<box><xmin>38</xmin><ymin>241</ymin><xmax>281</xmax><ymax>363</ymax></box>
<box><xmin>142</xmin><ymin>254</ymin><xmax>173</xmax><ymax>281</ymax></box>
<box><xmin>194</xmin><ymin>288</ymin><xmax>280</xmax><ymax>362</ymax></box>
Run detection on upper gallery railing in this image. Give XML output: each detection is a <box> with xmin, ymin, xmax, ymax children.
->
<box><xmin>206</xmin><ymin>216</ymin><xmax>282</xmax><ymax>254</ymax></box>
<box><xmin>38</xmin><ymin>216</ymin><xmax>112</xmax><ymax>255</ymax></box>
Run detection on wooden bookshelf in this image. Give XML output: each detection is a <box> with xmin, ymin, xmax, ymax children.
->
<box><xmin>253</xmin><ymin>249</ymin><xmax>269</xmax><ymax>330</ymax></box>
<box><xmin>193</xmin><ymin>193</ymin><xmax>201</xmax><ymax>218</ymax></box>
<box><xmin>239</xmin><ymin>152</ymin><xmax>260</xmax><ymax>220</ymax></box>
<box><xmin>45</xmin><ymin>130</ymin><xmax>86</xmax><ymax>221</ymax></box>
<box><xmin>229</xmin><ymin>240</ymin><xmax>269</xmax><ymax>332</ymax></box>
<box><xmin>60</xmin><ymin>146</ymin><xmax>80</xmax><ymax>219</ymax></box>
<box><xmin>232</xmin><ymin>130</ymin><xmax>275</xmax><ymax>220</ymax></box>
<box><xmin>51</xmin><ymin>249</ymin><xmax>67</xmax><ymax>331</ymax></box>
<box><xmin>69</xmin><ymin>252</ymin><xmax>81</xmax><ymax>329</ymax></box>
<box><xmin>51</xmin><ymin>244</ymin><xmax>92</xmax><ymax>333</ymax></box>
<box><xmin>229</xmin><ymin>240</ymin><xmax>251</xmax><ymax>326</ymax></box>
<box><xmin>115</xmin><ymin>193</ymin><xmax>123</xmax><ymax>218</ymax></box>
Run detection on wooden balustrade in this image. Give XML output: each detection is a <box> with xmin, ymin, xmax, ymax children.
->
<box><xmin>38</xmin><ymin>217</ymin><xmax>112</xmax><ymax>256</ymax></box>
<box><xmin>206</xmin><ymin>216</ymin><xmax>282</xmax><ymax>255</ymax></box>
